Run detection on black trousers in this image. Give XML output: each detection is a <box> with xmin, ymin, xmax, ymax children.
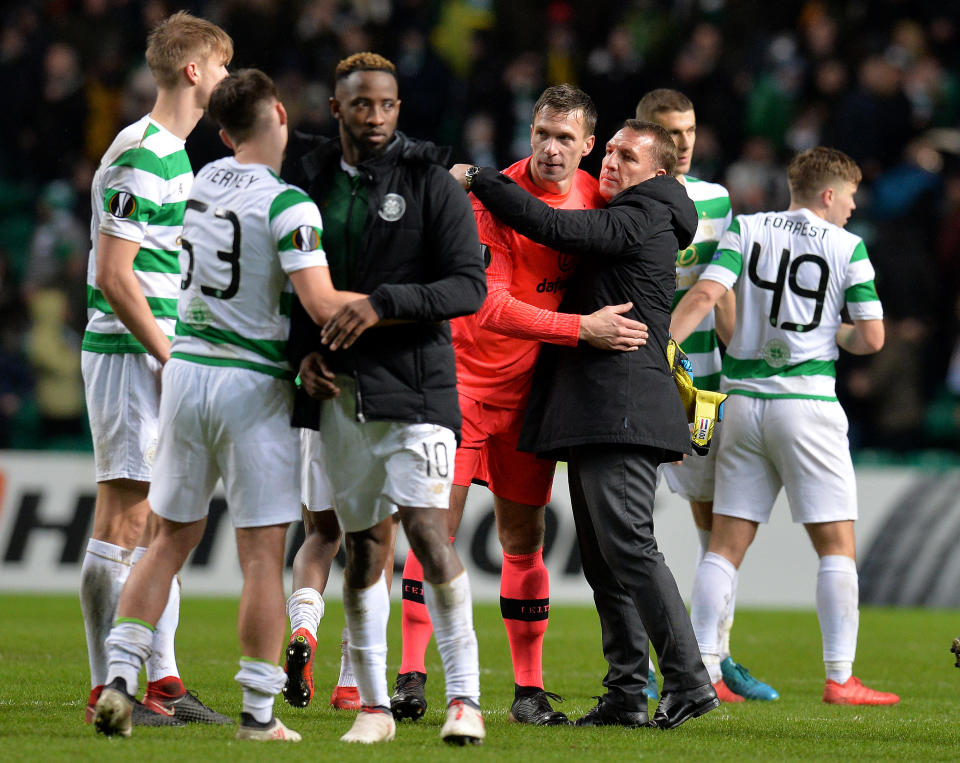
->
<box><xmin>568</xmin><ymin>443</ymin><xmax>709</xmax><ymax>710</ymax></box>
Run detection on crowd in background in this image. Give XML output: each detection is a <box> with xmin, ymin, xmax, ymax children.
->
<box><xmin>1</xmin><ymin>0</ymin><xmax>959</xmax><ymax>459</ymax></box>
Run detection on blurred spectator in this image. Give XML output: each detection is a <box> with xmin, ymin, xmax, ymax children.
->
<box><xmin>25</xmin><ymin>289</ymin><xmax>85</xmax><ymax>443</ymax></box>
<box><xmin>24</xmin><ymin>181</ymin><xmax>88</xmax><ymax>335</ymax></box>
<box><xmin>395</xmin><ymin>26</ymin><xmax>457</xmax><ymax>144</ymax></box>
<box><xmin>1</xmin><ymin>0</ymin><xmax>959</xmax><ymax>454</ymax></box>
<box><xmin>495</xmin><ymin>51</ymin><xmax>544</xmax><ymax>165</ymax></box>
<box><xmin>724</xmin><ymin>136</ymin><xmax>789</xmax><ymax>213</ymax></box>
<box><xmin>830</xmin><ymin>55</ymin><xmax>914</xmax><ymax>180</ymax></box>
<box><xmin>582</xmin><ymin>24</ymin><xmax>645</xmax><ymax>175</ymax></box>
<box><xmin>32</xmin><ymin>42</ymin><xmax>88</xmax><ymax>183</ymax></box>
<box><xmin>0</xmin><ymin>249</ymin><xmax>32</xmax><ymax>447</ymax></box>
<box><xmin>461</xmin><ymin>112</ymin><xmax>497</xmax><ymax>167</ymax></box>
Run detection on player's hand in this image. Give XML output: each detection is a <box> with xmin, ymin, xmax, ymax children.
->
<box><xmin>579</xmin><ymin>302</ymin><xmax>648</xmax><ymax>351</ymax></box>
<box><xmin>321</xmin><ymin>297</ymin><xmax>379</xmax><ymax>350</ymax></box>
<box><xmin>298</xmin><ymin>352</ymin><xmax>340</xmax><ymax>400</ymax></box>
<box><xmin>449</xmin><ymin>163</ymin><xmax>471</xmax><ymax>189</ymax></box>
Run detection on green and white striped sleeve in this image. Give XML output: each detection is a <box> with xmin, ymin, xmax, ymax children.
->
<box><xmin>269</xmin><ymin>188</ymin><xmax>328</xmax><ymax>274</ymax></box>
<box><xmin>844</xmin><ymin>240</ymin><xmax>883</xmax><ymax>320</ymax></box>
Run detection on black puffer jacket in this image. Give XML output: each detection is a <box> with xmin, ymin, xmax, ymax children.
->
<box><xmin>469</xmin><ymin>169</ymin><xmax>696</xmax><ymax>461</ymax></box>
<box><xmin>287</xmin><ymin>133</ymin><xmax>486</xmax><ymax>436</ymax></box>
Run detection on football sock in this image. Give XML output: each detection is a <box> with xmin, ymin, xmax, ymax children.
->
<box><xmin>343</xmin><ymin>572</ymin><xmax>391</xmax><ymax>708</ymax></box>
<box><xmin>287</xmin><ymin>587</ymin><xmax>325</xmax><ymax>636</ymax></box>
<box><xmin>500</xmin><ymin>549</ymin><xmax>549</xmax><ymax>688</ymax></box>
<box><xmin>337</xmin><ymin>625</ymin><xmax>356</xmax><ymax>687</ymax></box>
<box><xmin>817</xmin><ymin>554</ymin><xmax>858</xmax><ymax>684</ymax></box>
<box><xmin>131</xmin><ymin>546</ymin><xmax>181</xmax><ymax>684</ymax></box>
<box><xmin>691</xmin><ymin>551</ymin><xmax>737</xmax><ymax>684</ymax></box>
<box><xmin>425</xmin><ymin>570</ymin><xmax>480</xmax><ymax>704</ymax></box>
<box><xmin>399</xmin><ymin>549</ymin><xmax>432</xmax><ymax>674</ymax></box>
<box><xmin>718</xmin><ymin>569</ymin><xmax>738</xmax><ymax>661</ymax></box>
<box><xmin>145</xmin><ymin>571</ymin><xmax>181</xmax><ymax>684</ymax></box>
<box><xmin>80</xmin><ymin>539</ymin><xmax>132</xmax><ymax>687</ymax></box>
<box><xmin>235</xmin><ymin>657</ymin><xmax>286</xmax><ymax>724</ymax></box>
<box><xmin>105</xmin><ymin>619</ymin><xmax>155</xmax><ymax>698</ymax></box>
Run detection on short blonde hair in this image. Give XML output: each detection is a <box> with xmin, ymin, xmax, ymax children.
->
<box><xmin>334</xmin><ymin>52</ymin><xmax>396</xmax><ymax>83</ymax></box>
<box><xmin>146</xmin><ymin>11</ymin><xmax>233</xmax><ymax>89</ymax></box>
<box><xmin>787</xmin><ymin>147</ymin><xmax>862</xmax><ymax>204</ymax></box>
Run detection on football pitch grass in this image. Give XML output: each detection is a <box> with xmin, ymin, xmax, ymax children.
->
<box><xmin>1</xmin><ymin>594</ymin><xmax>958</xmax><ymax>760</ymax></box>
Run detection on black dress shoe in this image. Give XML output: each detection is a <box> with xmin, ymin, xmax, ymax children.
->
<box><xmin>574</xmin><ymin>696</ymin><xmax>650</xmax><ymax>728</ymax></box>
<box><xmin>651</xmin><ymin>683</ymin><xmax>720</xmax><ymax>729</ymax></box>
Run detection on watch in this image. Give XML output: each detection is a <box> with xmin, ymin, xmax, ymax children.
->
<box><xmin>464</xmin><ymin>165</ymin><xmax>481</xmax><ymax>189</ymax></box>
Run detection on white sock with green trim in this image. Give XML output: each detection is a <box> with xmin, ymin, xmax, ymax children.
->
<box><xmin>235</xmin><ymin>657</ymin><xmax>286</xmax><ymax>723</ymax></box>
<box><xmin>105</xmin><ymin>619</ymin><xmax>155</xmax><ymax>697</ymax></box>
<box><xmin>80</xmin><ymin>539</ymin><xmax>132</xmax><ymax>688</ymax></box>
<box><xmin>132</xmin><ymin>547</ymin><xmax>181</xmax><ymax>683</ymax></box>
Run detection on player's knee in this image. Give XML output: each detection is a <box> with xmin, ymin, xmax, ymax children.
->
<box><xmin>497</xmin><ymin>526</ymin><xmax>543</xmax><ymax>555</ymax></box>
<box><xmin>304</xmin><ymin>509</ymin><xmax>342</xmax><ymax>545</ymax></box>
<box><xmin>494</xmin><ymin>503</ymin><xmax>544</xmax><ymax>554</ymax></box>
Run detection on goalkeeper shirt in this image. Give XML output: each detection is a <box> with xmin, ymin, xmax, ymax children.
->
<box><xmin>452</xmin><ymin>157</ymin><xmax>604</xmax><ymax>410</ymax></box>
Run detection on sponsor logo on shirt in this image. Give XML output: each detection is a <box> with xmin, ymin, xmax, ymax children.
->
<box><xmin>536</xmin><ymin>275</ymin><xmax>568</xmax><ymax>294</ymax></box>
<box><xmin>677</xmin><ymin>245</ymin><xmax>698</xmax><ymax>267</ymax></box>
<box><xmin>557</xmin><ymin>252</ymin><xmax>576</xmax><ymax>272</ymax></box>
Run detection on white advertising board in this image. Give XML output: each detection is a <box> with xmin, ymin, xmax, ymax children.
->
<box><xmin>0</xmin><ymin>451</ymin><xmax>951</xmax><ymax>607</ymax></box>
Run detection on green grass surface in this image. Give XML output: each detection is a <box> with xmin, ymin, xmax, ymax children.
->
<box><xmin>1</xmin><ymin>594</ymin><xmax>958</xmax><ymax>760</ymax></box>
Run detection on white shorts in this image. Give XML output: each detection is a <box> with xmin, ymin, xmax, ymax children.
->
<box><xmin>300</xmin><ymin>428</ymin><xmax>334</xmax><ymax>512</ymax></box>
<box><xmin>82</xmin><ymin>350</ymin><xmax>162</xmax><ymax>482</ymax></box>
<box><xmin>661</xmin><ymin>430</ymin><xmax>718</xmax><ymax>503</ymax></box>
<box><xmin>713</xmin><ymin>395</ymin><xmax>857</xmax><ymax>525</ymax></box>
<box><xmin>311</xmin><ymin>377</ymin><xmax>455</xmax><ymax>533</ymax></box>
<box><xmin>147</xmin><ymin>359</ymin><xmax>302</xmax><ymax>528</ymax></box>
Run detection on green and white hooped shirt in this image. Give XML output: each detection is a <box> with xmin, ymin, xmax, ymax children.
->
<box><xmin>672</xmin><ymin>176</ymin><xmax>732</xmax><ymax>392</ymax></box>
<box><xmin>170</xmin><ymin>157</ymin><xmax>327</xmax><ymax>380</ymax></box>
<box><xmin>84</xmin><ymin>116</ymin><xmax>192</xmax><ymax>354</ymax></box>
<box><xmin>701</xmin><ymin>207</ymin><xmax>883</xmax><ymax>401</ymax></box>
